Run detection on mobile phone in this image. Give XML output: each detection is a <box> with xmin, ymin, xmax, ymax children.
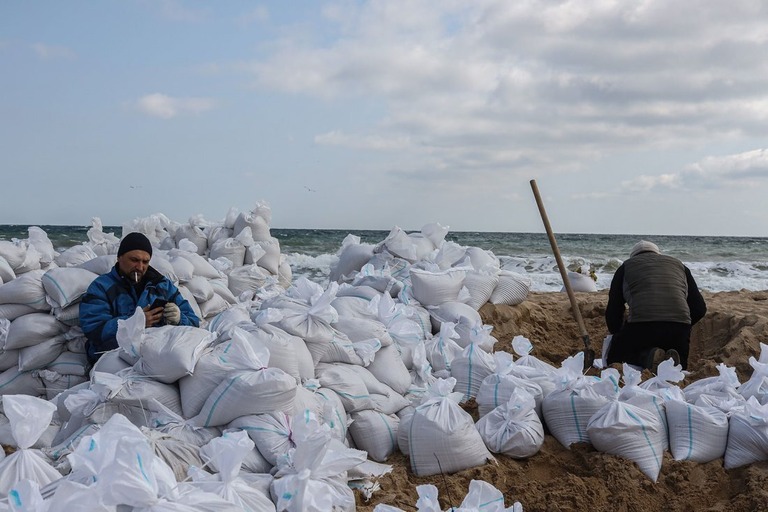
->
<box><xmin>151</xmin><ymin>298</ymin><xmax>168</xmax><ymax>309</ymax></box>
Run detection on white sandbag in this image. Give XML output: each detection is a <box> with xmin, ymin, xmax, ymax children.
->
<box><xmin>0</xmin><ymin>304</ymin><xmax>36</xmax><ymax>322</ymax></box>
<box><xmin>464</xmin><ymin>247</ymin><xmax>500</xmax><ymax>271</ymax></box>
<box><xmin>665</xmin><ymin>399</ymin><xmax>728</xmax><ymax>462</ymax></box>
<box><xmin>269</xmin><ymin>300</ymin><xmax>337</xmax><ymax>365</ymax></box>
<box><xmin>462</xmin><ymin>269</ymin><xmax>500</xmax><ymax>310</ymax></box>
<box><xmin>542</xmin><ymin>354</ymin><xmax>614</xmax><ymax>448</ymax></box>
<box><xmin>174</xmin><ymin>223</ymin><xmax>208</xmax><ymax>255</ymax></box>
<box><xmin>76</xmin><ymin>254</ymin><xmax>116</xmax><ymax>276</ymax></box>
<box><xmin>142</xmin><ymin>427</ymin><xmax>205</xmax><ymax>482</ymax></box>
<box><xmin>198</xmin><ymin>293</ymin><xmax>229</xmax><ymax>320</ymax></box>
<box><xmin>376</xmin><ymin>226</ymin><xmax>420</xmax><ymax>263</ymax></box>
<box><xmin>246</xmin><ymin>237</ymin><xmax>280</xmax><ymax>276</ymax></box>
<box><xmin>206</xmin><ymin>223</ymin><xmax>234</xmax><ymax>245</ymax></box>
<box><xmin>366</xmin><ymin>344</ymin><xmax>412</xmax><ymax>396</ymax></box>
<box><xmin>739</xmin><ymin>343</ymin><xmax>768</xmax><ymax>404</ymax></box>
<box><xmin>489</xmin><ymin>270</ymin><xmax>531</xmax><ymax>306</ymax></box>
<box><xmin>370</xmin><ymin>388</ymin><xmax>410</xmax><ymax>416</ymax></box>
<box><xmin>277</xmin><ymin>255</ymin><xmax>292</xmax><ymax>289</ymax></box>
<box><xmin>46</xmin><ymin>350</ymin><xmax>89</xmax><ymax>377</ymax></box>
<box><xmin>52</xmin><ymin>302</ymin><xmax>80</xmax><ymax>326</ymax></box>
<box><xmin>639</xmin><ymin>358</ymin><xmax>687</xmax><ymax>401</ymax></box>
<box><xmin>315</xmin><ymin>363</ymin><xmax>375</xmax><ymax>413</ymax></box>
<box><xmin>41</xmin><ymin>267</ymin><xmax>98</xmax><ymax>309</ymax></box>
<box><xmin>587</xmin><ymin>398</ymin><xmax>666</xmax><ymax>481</ymax></box>
<box><xmin>183</xmin><ymin>275</ymin><xmax>214</xmax><ymax>303</ymax></box>
<box><xmin>0</xmin><ymin>242</ymin><xmax>26</xmax><ymax>271</ymax></box>
<box><xmin>424</xmin><ymin>323</ymin><xmax>464</xmax><ymax>375</ymax></box>
<box><xmin>451</xmin><ymin>343</ymin><xmax>496</xmax><ymax>401</ymax></box>
<box><xmin>54</xmin><ymin>244</ymin><xmax>98</xmax><ymax>268</ymax></box>
<box><xmin>477</xmin><ymin>371</ymin><xmax>544</xmax><ymax>419</ymax></box>
<box><xmin>333</xmin><ymin>316</ymin><xmax>393</xmax><ymax>348</ymax></box>
<box><xmin>179</xmin><ymin>327</ymin><xmax>265</xmax><ymax>418</ymax></box>
<box><xmin>270</xmin><ymin>413</ymin><xmax>364</xmax><ymax>512</ymax></box>
<box><xmin>131</xmin><ymin>325</ymin><xmax>214</xmax><ymax>384</ymax></box>
<box><xmin>0</xmin><ymin>395</ymin><xmax>61</xmax><ymax>496</ymax></box>
<box><xmin>209</xmin><ymin>277</ymin><xmax>238</xmax><ymax>304</ymax></box>
<box><xmin>18</xmin><ymin>334</ymin><xmax>67</xmax><ymax>371</ymax></box>
<box><xmin>169</xmin><ymin>255</ymin><xmax>195</xmax><ymax>282</ymax></box>
<box><xmin>724</xmin><ymin>397</ymin><xmax>768</xmax><ymax>469</ymax></box>
<box><xmin>171</xmin><ymin>285</ymin><xmax>201</xmax><ymax>326</ymax></box>
<box><xmin>210</xmin><ymin>237</ymin><xmax>247</xmax><ymax>267</ymax></box>
<box><xmin>90</xmin><ymin>349</ymin><xmax>132</xmax><ymax>374</ymax></box>
<box><xmin>13</xmin><ymin>244</ymin><xmax>42</xmax><ymax>274</ymax></box>
<box><xmin>683</xmin><ymin>362</ymin><xmax>742</xmax><ymax>405</ymax></box>
<box><xmin>169</xmin><ymin>248</ymin><xmax>222</xmax><ymax>279</ymax></box>
<box><xmin>0</xmin><ymin>349</ymin><xmax>19</xmax><ymax>373</ymax></box>
<box><xmin>408</xmin><ymin>268</ymin><xmax>466</xmax><ymax>307</ymax></box>
<box><xmin>0</xmin><ymin>366</ymin><xmax>43</xmax><ymax>396</ymax></box>
<box><xmin>206</xmin><ymin>304</ymin><xmax>251</xmax><ymax>340</ymax></box>
<box><xmin>191</xmin><ymin>367</ymin><xmax>297</xmax><ymax>427</ymax></box>
<box><xmin>86</xmin><ymin>369</ymin><xmax>184</xmax><ymax>423</ymax></box>
<box><xmin>38</xmin><ymin>370</ymin><xmax>88</xmax><ymax>400</ymax></box>
<box><xmin>5</xmin><ymin>313</ymin><xmax>67</xmax><ymax>350</ymax></box>
<box><xmin>476</xmin><ymin>388</ymin><xmax>545</xmax><ymax>458</ymax></box>
<box><xmin>331</xmin><ymin>295</ymin><xmax>378</xmax><ymax>320</ymax></box>
<box><xmin>227</xmin><ymin>264</ymin><xmax>274</xmax><ymax>297</ymax></box>
<box><xmin>342</xmin><ymin>363</ymin><xmax>397</xmax><ymax>397</ymax></box>
<box><xmin>319</xmin><ymin>330</ymin><xmax>364</xmax><ymax>366</ymax></box>
<box><xmin>429</xmin><ymin>301</ymin><xmax>481</xmax><ymax>333</ymax></box>
<box><xmin>0</xmin><ymin>257</ymin><xmax>15</xmax><ymax>284</ymax></box>
<box><xmin>349</xmin><ymin>410</ymin><xmax>399</xmax><ymax>462</ymax></box>
<box><xmin>407</xmin><ymin>378</ymin><xmax>494</xmax><ymax>476</ymax></box>
<box><xmin>233</xmin><ymin>208</ymin><xmax>271</xmax><ymax>240</ymax></box>
<box><xmin>329</xmin><ymin>236</ymin><xmax>376</xmax><ymax>283</ymax></box>
<box><xmin>0</xmin><ymin>269</ymin><xmax>49</xmax><ymax>311</ymax></box>
<box><xmin>240</xmin><ymin>322</ymin><xmax>313</xmax><ymax>383</ymax></box>
<box><xmin>229</xmin><ymin>412</ymin><xmax>294</xmax><ymax>466</ymax></box>
<box><xmin>562</xmin><ymin>271</ymin><xmax>597</xmax><ymax>292</ymax></box>
<box><xmin>190</xmin><ymin>430</ymin><xmax>277</xmax><ymax>510</ymax></box>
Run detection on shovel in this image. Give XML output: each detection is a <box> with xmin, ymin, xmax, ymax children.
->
<box><xmin>530</xmin><ymin>179</ymin><xmax>595</xmax><ymax>369</ymax></box>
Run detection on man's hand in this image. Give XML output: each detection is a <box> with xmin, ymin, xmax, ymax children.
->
<box><xmin>143</xmin><ymin>304</ymin><xmax>164</xmax><ymax>327</ymax></box>
<box><xmin>164</xmin><ymin>302</ymin><xmax>181</xmax><ymax>325</ymax></box>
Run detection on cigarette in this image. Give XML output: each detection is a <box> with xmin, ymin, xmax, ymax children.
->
<box><xmin>133</xmin><ymin>272</ymin><xmax>140</xmax><ymax>283</ymax></box>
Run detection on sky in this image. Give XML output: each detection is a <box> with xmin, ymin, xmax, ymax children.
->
<box><xmin>2</xmin><ymin>1</ymin><xmax>768</xmax><ymax>236</ymax></box>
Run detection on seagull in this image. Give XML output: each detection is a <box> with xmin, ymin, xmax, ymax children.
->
<box><xmin>304</xmin><ymin>186</ymin><xmax>316</xmax><ymax>192</ymax></box>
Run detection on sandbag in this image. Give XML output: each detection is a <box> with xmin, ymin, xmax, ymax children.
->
<box><xmin>133</xmin><ymin>325</ymin><xmax>214</xmax><ymax>384</ymax></box>
<box><xmin>475</xmin><ymin>388</ymin><xmax>544</xmax><ymax>458</ymax></box>
<box><xmin>54</xmin><ymin>244</ymin><xmax>99</xmax><ymax>268</ymax></box>
<box><xmin>0</xmin><ymin>270</ymin><xmax>49</xmax><ymax>311</ymax></box>
<box><xmin>77</xmin><ymin>254</ymin><xmax>116</xmax><ymax>276</ymax></box>
<box><xmin>724</xmin><ymin>397</ymin><xmax>768</xmax><ymax>469</ymax></box>
<box><xmin>666</xmin><ymin>399</ymin><xmax>728</xmax><ymax>463</ymax></box>
<box><xmin>191</xmin><ymin>368</ymin><xmax>297</xmax><ymax>427</ymax></box>
<box><xmin>5</xmin><ymin>313</ymin><xmax>67</xmax><ymax>350</ymax></box>
<box><xmin>349</xmin><ymin>410</ymin><xmax>399</xmax><ymax>462</ymax></box>
<box><xmin>462</xmin><ymin>269</ymin><xmax>499</xmax><ymax>310</ymax></box>
<box><xmin>489</xmin><ymin>270</ymin><xmax>531</xmax><ymax>306</ymax></box>
<box><xmin>450</xmin><ymin>344</ymin><xmax>496</xmax><ymax>401</ymax></box>
<box><xmin>587</xmin><ymin>399</ymin><xmax>666</xmax><ymax>482</ymax></box>
<box><xmin>329</xmin><ymin>237</ymin><xmax>375</xmax><ymax>283</ymax></box>
<box><xmin>42</xmin><ymin>267</ymin><xmax>99</xmax><ymax>309</ymax></box>
<box><xmin>408</xmin><ymin>268</ymin><xmax>466</xmax><ymax>307</ymax></box>
<box><xmin>209</xmin><ymin>237</ymin><xmax>246</xmax><ymax>268</ymax></box>
<box><xmin>406</xmin><ymin>378</ymin><xmax>494</xmax><ymax>476</ymax></box>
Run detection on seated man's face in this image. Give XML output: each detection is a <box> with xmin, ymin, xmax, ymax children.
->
<box><xmin>117</xmin><ymin>250</ymin><xmax>151</xmax><ymax>282</ymax></box>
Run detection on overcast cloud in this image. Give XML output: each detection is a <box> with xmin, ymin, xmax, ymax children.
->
<box><xmin>1</xmin><ymin>1</ymin><xmax>767</xmax><ymax>236</ymax></box>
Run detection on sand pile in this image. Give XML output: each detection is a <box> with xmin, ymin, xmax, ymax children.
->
<box><xmin>357</xmin><ymin>290</ymin><xmax>768</xmax><ymax>511</ymax></box>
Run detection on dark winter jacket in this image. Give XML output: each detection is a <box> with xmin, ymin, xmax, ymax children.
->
<box><xmin>605</xmin><ymin>252</ymin><xmax>706</xmax><ymax>334</ymax></box>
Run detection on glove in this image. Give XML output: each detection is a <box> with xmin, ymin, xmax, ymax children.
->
<box><xmin>164</xmin><ymin>302</ymin><xmax>181</xmax><ymax>325</ymax></box>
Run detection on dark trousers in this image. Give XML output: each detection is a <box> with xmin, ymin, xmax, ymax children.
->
<box><xmin>606</xmin><ymin>321</ymin><xmax>692</xmax><ymax>370</ymax></box>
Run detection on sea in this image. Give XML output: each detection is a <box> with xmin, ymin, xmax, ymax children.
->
<box><xmin>1</xmin><ymin>225</ymin><xmax>767</xmax><ymax>293</ymax></box>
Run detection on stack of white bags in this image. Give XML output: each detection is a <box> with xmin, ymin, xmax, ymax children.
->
<box><xmin>3</xmin><ymin>204</ymin><xmax>768</xmax><ymax>509</ymax></box>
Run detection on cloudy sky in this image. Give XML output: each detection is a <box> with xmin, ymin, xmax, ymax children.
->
<box><xmin>2</xmin><ymin>1</ymin><xmax>767</xmax><ymax>236</ymax></box>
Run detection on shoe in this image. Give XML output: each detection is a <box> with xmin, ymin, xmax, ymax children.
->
<box><xmin>665</xmin><ymin>349</ymin><xmax>681</xmax><ymax>367</ymax></box>
<box><xmin>645</xmin><ymin>347</ymin><xmax>666</xmax><ymax>373</ymax></box>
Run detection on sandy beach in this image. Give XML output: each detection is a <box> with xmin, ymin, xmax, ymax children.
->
<box><xmin>356</xmin><ymin>290</ymin><xmax>768</xmax><ymax>511</ymax></box>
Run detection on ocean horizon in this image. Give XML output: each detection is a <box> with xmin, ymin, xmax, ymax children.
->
<box><xmin>1</xmin><ymin>224</ymin><xmax>766</xmax><ymax>293</ymax></box>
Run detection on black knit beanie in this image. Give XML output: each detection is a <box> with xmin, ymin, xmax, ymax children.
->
<box><xmin>118</xmin><ymin>232</ymin><xmax>153</xmax><ymax>257</ymax></box>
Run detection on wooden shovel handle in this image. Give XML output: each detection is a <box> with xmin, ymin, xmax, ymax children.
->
<box><xmin>529</xmin><ymin>179</ymin><xmax>590</xmax><ymax>341</ymax></box>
